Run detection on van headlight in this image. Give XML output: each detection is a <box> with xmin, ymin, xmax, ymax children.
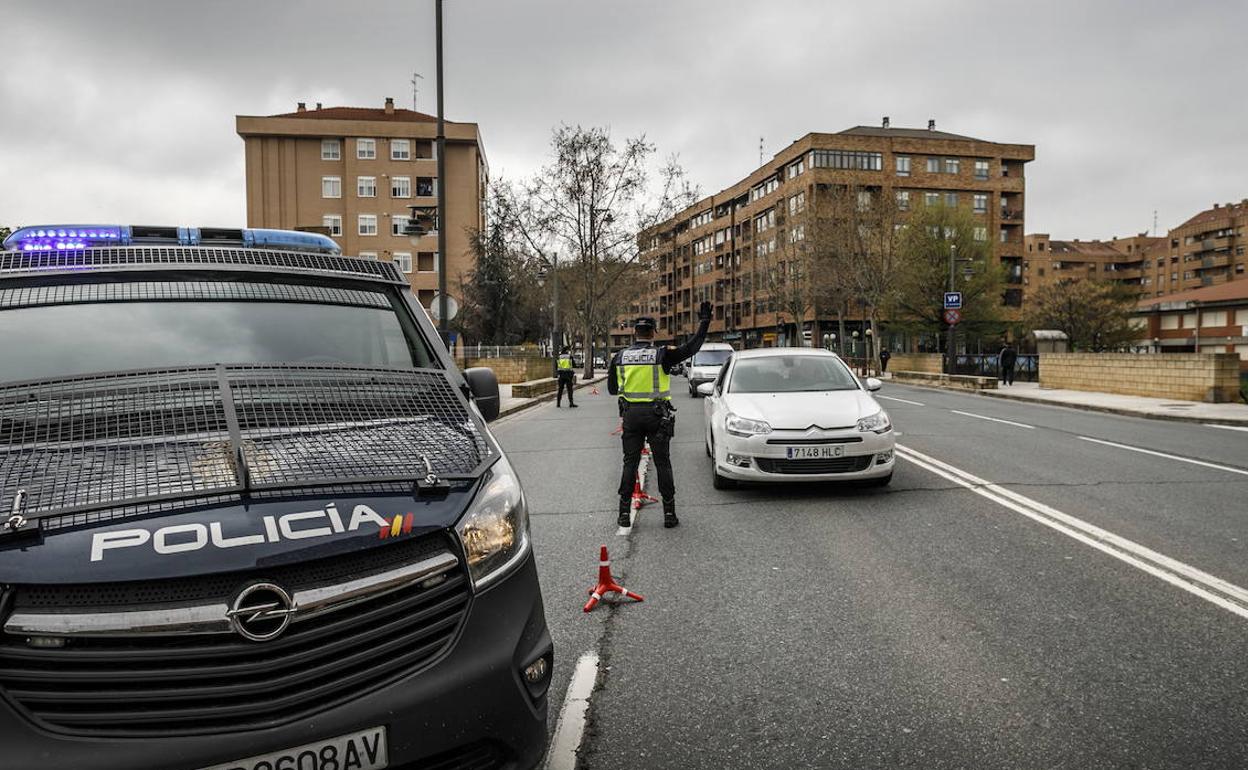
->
<box><xmin>725</xmin><ymin>412</ymin><xmax>773</xmax><ymax>437</ymax></box>
<box><xmin>455</xmin><ymin>456</ymin><xmax>530</xmax><ymax>590</ymax></box>
<box><xmin>856</xmin><ymin>410</ymin><xmax>892</xmax><ymax>434</ymax></box>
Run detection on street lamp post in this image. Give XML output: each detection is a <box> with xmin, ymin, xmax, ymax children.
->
<box><xmin>946</xmin><ymin>243</ymin><xmax>957</xmax><ymax>374</ymax></box>
<box><xmin>434</xmin><ymin>0</ymin><xmax>449</xmax><ymax>349</ymax></box>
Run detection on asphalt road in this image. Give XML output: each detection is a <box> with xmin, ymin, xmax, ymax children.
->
<box><xmin>490</xmin><ymin>379</ymin><xmax>1248</xmax><ymax>770</ymax></box>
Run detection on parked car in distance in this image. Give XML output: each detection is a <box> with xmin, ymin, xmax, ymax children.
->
<box><xmin>700</xmin><ymin>348</ymin><xmax>894</xmax><ymax>488</ymax></box>
<box><xmin>686</xmin><ymin>342</ymin><xmax>735</xmax><ymax>397</ymax></box>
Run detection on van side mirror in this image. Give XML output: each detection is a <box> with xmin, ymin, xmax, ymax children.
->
<box><xmin>463</xmin><ymin>367</ymin><xmax>500</xmax><ymax>422</ymax></box>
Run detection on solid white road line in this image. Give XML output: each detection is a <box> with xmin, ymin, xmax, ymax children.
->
<box><xmin>950</xmin><ymin>410</ymin><xmax>1035</xmax><ymax>429</ymax></box>
<box><xmin>1206</xmin><ymin>423</ymin><xmax>1248</xmax><ymax>433</ymax></box>
<box><xmin>895</xmin><ymin>444</ymin><xmax>1248</xmax><ymax>621</ymax></box>
<box><xmin>1078</xmin><ymin>436</ymin><xmax>1248</xmax><ymax>477</ymax></box>
<box><xmin>617</xmin><ymin>445</ymin><xmax>650</xmax><ymax>535</ymax></box>
<box><xmin>543</xmin><ymin>651</ymin><xmax>600</xmax><ymax>770</ymax></box>
<box><xmin>878</xmin><ymin>395</ymin><xmax>926</xmax><ymax>406</ymax></box>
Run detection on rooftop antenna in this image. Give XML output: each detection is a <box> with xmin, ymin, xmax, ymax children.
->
<box><xmin>410</xmin><ymin>72</ymin><xmax>424</xmax><ymax>111</ymax></box>
<box><xmin>759</xmin><ymin>137</ymin><xmax>764</xmax><ymax>167</ymax></box>
<box><xmin>1152</xmin><ymin>209</ymin><xmax>1158</xmax><ymax>236</ymax></box>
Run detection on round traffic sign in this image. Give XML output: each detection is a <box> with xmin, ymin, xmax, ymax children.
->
<box><xmin>943</xmin><ymin>308</ymin><xmax>962</xmax><ymax>325</ymax></box>
<box><xmin>429</xmin><ymin>294</ymin><xmax>459</xmax><ymax>322</ymax></box>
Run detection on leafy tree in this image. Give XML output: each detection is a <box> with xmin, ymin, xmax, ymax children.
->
<box><xmin>1025</xmin><ymin>279</ymin><xmax>1140</xmax><ymax>351</ymax></box>
<box><xmin>0</xmin><ymin>227</ymin><xmax>11</xmax><ymax>244</ymax></box>
<box><xmin>892</xmin><ymin>204</ymin><xmax>1005</xmax><ymax>344</ymax></box>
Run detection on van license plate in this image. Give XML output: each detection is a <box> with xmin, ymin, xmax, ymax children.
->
<box><xmin>199</xmin><ymin>726</ymin><xmax>387</xmax><ymax>770</ymax></box>
<box><xmin>786</xmin><ymin>445</ymin><xmax>844</xmax><ymax>459</ymax></box>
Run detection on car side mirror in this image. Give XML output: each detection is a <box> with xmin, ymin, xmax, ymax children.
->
<box><xmin>865</xmin><ymin>377</ymin><xmax>882</xmax><ymax>392</ymax></box>
<box><xmin>696</xmin><ymin>382</ymin><xmax>716</xmax><ymax>396</ymax></box>
<box><xmin>463</xmin><ymin>367</ymin><xmax>500</xmax><ymax>422</ymax></box>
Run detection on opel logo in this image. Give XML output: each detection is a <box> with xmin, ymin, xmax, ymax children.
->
<box><xmin>227</xmin><ymin>582</ymin><xmax>296</xmax><ymax>642</ymax></box>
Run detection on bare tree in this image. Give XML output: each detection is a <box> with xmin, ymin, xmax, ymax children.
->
<box><xmin>494</xmin><ymin>126</ymin><xmax>698</xmax><ymax>376</ymax></box>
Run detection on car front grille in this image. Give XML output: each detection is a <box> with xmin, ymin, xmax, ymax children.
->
<box><xmin>754</xmin><ymin>455</ymin><xmax>875</xmax><ymax>475</ymax></box>
<box><xmin>0</xmin><ymin>534</ymin><xmax>471</xmax><ymax>737</ymax></box>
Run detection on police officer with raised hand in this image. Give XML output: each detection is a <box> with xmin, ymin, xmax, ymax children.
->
<box><xmin>608</xmin><ymin>300</ymin><xmax>713</xmax><ymax>528</ymax></box>
<box><xmin>555</xmin><ymin>346</ymin><xmax>578</xmax><ymax>408</ymax></box>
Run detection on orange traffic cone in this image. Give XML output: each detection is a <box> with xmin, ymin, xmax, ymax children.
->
<box><xmin>610</xmin><ymin>420</ymin><xmax>623</xmax><ymax>436</ymax></box>
<box><xmin>630</xmin><ymin>471</ymin><xmax>659</xmax><ymax>508</ymax></box>
<box><xmin>583</xmin><ymin>545</ymin><xmax>644</xmax><ymax>612</ymax></box>
<box><xmin>590</xmin><ymin>384</ymin><xmax>600</xmax><ymax>395</ymax></box>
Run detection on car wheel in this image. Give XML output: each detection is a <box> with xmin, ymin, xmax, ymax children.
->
<box><xmin>710</xmin><ymin>437</ymin><xmax>735</xmax><ymax>490</ymax></box>
<box><xmin>863</xmin><ymin>472</ymin><xmax>892</xmax><ymax>488</ymax></box>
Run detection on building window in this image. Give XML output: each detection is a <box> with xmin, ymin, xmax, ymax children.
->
<box><xmin>417</xmin><ymin>252</ymin><xmax>437</xmax><ymax>272</ymax></box>
<box><xmin>416</xmin><ymin>177</ymin><xmax>436</xmax><ymax>197</ymax></box>
<box><xmin>789</xmin><ymin>225</ymin><xmax>805</xmax><ymax>243</ymax></box>
<box><xmin>391</xmin><ymin>139</ymin><xmax>411</xmax><ymax>161</ymax></box>
<box><xmin>391</xmin><ymin>214</ymin><xmax>410</xmax><ymax>236</ymax></box>
<box><xmin>973</xmin><ymin>226</ymin><xmax>987</xmax><ymax>242</ymax></box>
<box><xmin>810</xmin><ymin>150</ymin><xmax>882</xmax><ymax>171</ymax></box>
<box><xmin>392</xmin><ymin>252</ymin><xmax>413</xmax><ymax>273</ymax></box>
<box><xmin>357</xmin><ymin>176</ymin><xmax>377</xmax><ymax>197</ymax></box>
<box><xmin>321</xmin><ymin>139</ymin><xmax>341</xmax><ymax>161</ymax></box>
<box><xmin>391</xmin><ymin>176</ymin><xmax>411</xmax><ymax>198</ymax></box>
<box><xmin>974</xmin><ymin>159</ymin><xmax>989</xmax><ymax>179</ymax></box>
<box><xmin>896</xmin><ymin>156</ymin><xmax>910</xmax><ymax>176</ymax></box>
<box><xmin>358</xmin><ymin>215</ymin><xmax>378</xmax><ymax>236</ymax></box>
<box><xmin>857</xmin><ymin>190</ymin><xmax>872</xmax><ymax>211</ymax></box>
<box><xmin>944</xmin><ymin>158</ymin><xmax>960</xmax><ymax>174</ymax></box>
<box><xmin>786</xmin><ymin>159</ymin><xmax>804</xmax><ymax>179</ymax></box>
<box><xmin>924</xmin><ymin>192</ymin><xmax>940</xmax><ymax>207</ymax></box>
<box><xmin>1000</xmin><ymin>229</ymin><xmax>1008</xmax><ymax>243</ymax></box>
<box><xmin>1202</xmin><ymin>310</ymin><xmax>1228</xmax><ymax>327</ymax></box>
<box><xmin>788</xmin><ymin>192</ymin><xmax>805</xmax><ymax>215</ymax></box>
<box><xmin>356</xmin><ymin>138</ymin><xmax>376</xmax><ymax>160</ymax></box>
<box><xmin>945</xmin><ymin>192</ymin><xmax>958</xmax><ymax>207</ymax></box>
<box><xmin>322</xmin><ymin>215</ymin><xmax>342</xmax><ymax>236</ymax></box>
<box><xmin>973</xmin><ymin>194</ymin><xmax>988</xmax><ymax>213</ymax></box>
<box><xmin>321</xmin><ymin>176</ymin><xmax>342</xmax><ymax>198</ymax></box>
<box><xmin>749</xmin><ymin>178</ymin><xmax>780</xmax><ymax>203</ymax></box>
<box><xmin>896</xmin><ymin>190</ymin><xmax>910</xmax><ymax>211</ymax></box>
<box><xmin>357</xmin><ymin>252</ymin><xmax>378</xmax><ymax>261</ymax></box>
<box><xmin>926</xmin><ymin>157</ymin><xmax>940</xmax><ymax>173</ymax></box>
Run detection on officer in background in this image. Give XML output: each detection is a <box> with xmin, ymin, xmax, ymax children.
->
<box><xmin>608</xmin><ymin>301</ymin><xmax>713</xmax><ymax>528</ymax></box>
<box><xmin>555</xmin><ymin>346</ymin><xmax>578</xmax><ymax>408</ymax></box>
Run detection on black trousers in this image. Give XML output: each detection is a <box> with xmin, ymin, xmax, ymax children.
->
<box><xmin>617</xmin><ymin>405</ymin><xmax>675</xmax><ymax>502</ymax></box>
<box><xmin>1000</xmin><ymin>365</ymin><xmax>1015</xmax><ymax>385</ymax></box>
<box><xmin>556</xmin><ymin>374</ymin><xmax>575</xmax><ymax>405</ymax></box>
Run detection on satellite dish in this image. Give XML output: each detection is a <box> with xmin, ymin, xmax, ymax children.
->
<box><xmin>429</xmin><ymin>294</ymin><xmax>459</xmax><ymax>322</ymax></box>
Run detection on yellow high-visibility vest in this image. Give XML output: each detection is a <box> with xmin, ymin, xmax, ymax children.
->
<box><xmin>557</xmin><ymin>355</ymin><xmax>573</xmax><ymax>371</ymax></box>
<box><xmin>617</xmin><ymin>347</ymin><xmax>671</xmax><ymax>402</ymax></box>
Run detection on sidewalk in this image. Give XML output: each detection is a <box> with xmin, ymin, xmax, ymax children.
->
<box><xmin>498</xmin><ymin>375</ymin><xmax>608</xmax><ymax>417</ymax></box>
<box><xmin>976</xmin><ymin>381</ymin><xmax>1248</xmax><ymax>426</ymax></box>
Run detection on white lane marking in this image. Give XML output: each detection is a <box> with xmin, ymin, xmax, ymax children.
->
<box><xmin>617</xmin><ymin>443</ymin><xmax>650</xmax><ymax>535</ymax></box>
<box><xmin>1078</xmin><ymin>436</ymin><xmax>1248</xmax><ymax>478</ymax></box>
<box><xmin>1207</xmin><ymin>423</ymin><xmax>1248</xmax><ymax>433</ymax></box>
<box><xmin>950</xmin><ymin>410</ymin><xmax>1035</xmax><ymax>430</ymax></box>
<box><xmin>878</xmin><ymin>395</ymin><xmax>925</xmax><ymax>406</ymax></box>
<box><xmin>895</xmin><ymin>444</ymin><xmax>1248</xmax><ymax>621</ymax></box>
<box><xmin>543</xmin><ymin>651</ymin><xmax>600</xmax><ymax>770</ymax></box>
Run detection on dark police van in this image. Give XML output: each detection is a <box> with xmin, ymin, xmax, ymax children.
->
<box><xmin>0</xmin><ymin>226</ymin><xmax>552</xmax><ymax>769</ymax></box>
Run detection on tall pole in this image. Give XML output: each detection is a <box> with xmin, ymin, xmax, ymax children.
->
<box><xmin>435</xmin><ymin>0</ymin><xmax>449</xmax><ymax>349</ymax></box>
<box><xmin>945</xmin><ymin>243</ymin><xmax>956</xmax><ymax>374</ymax></box>
<box><xmin>550</xmin><ymin>256</ymin><xmax>559</xmax><ymax>357</ymax></box>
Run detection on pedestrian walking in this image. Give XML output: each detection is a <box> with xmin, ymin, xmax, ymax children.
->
<box><xmin>999</xmin><ymin>343</ymin><xmax>1017</xmax><ymax>386</ymax></box>
<box><xmin>607</xmin><ymin>301</ymin><xmax>712</xmax><ymax>529</ymax></box>
<box><xmin>555</xmin><ymin>346</ymin><xmax>578</xmax><ymax>408</ymax></box>
<box><xmin>879</xmin><ymin>349</ymin><xmax>891</xmax><ymax>373</ymax></box>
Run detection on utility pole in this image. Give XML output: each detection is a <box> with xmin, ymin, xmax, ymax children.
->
<box><xmin>946</xmin><ymin>243</ymin><xmax>957</xmax><ymax>374</ymax></box>
<box><xmin>435</xmin><ymin>0</ymin><xmax>449</xmax><ymax>349</ymax></box>
<box><xmin>550</xmin><ymin>256</ymin><xmax>559</xmax><ymax>358</ymax></box>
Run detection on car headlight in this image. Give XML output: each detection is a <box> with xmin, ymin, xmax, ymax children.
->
<box><xmin>856</xmin><ymin>410</ymin><xmax>892</xmax><ymax>433</ymax></box>
<box><xmin>455</xmin><ymin>455</ymin><xmax>530</xmax><ymax>590</ymax></box>
<box><xmin>725</xmin><ymin>412</ymin><xmax>773</xmax><ymax>437</ymax></box>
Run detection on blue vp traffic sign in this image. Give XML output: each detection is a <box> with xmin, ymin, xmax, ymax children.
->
<box><xmin>943</xmin><ymin>292</ymin><xmax>963</xmax><ymax>309</ymax></box>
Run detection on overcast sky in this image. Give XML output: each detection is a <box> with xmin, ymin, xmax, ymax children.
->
<box><xmin>2</xmin><ymin>0</ymin><xmax>1244</xmax><ymax>240</ymax></box>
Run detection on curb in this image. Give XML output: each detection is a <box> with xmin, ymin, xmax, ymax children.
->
<box><xmin>497</xmin><ymin>376</ymin><xmax>608</xmax><ymax>419</ymax></box>
<box><xmin>892</xmin><ymin>381</ymin><xmax>1248</xmax><ymax>427</ymax></box>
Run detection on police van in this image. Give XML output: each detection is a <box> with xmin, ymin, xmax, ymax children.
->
<box><xmin>0</xmin><ymin>226</ymin><xmax>552</xmax><ymax>769</ymax></box>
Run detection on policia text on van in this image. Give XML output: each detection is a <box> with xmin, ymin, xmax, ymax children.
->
<box><xmin>608</xmin><ymin>301</ymin><xmax>713</xmax><ymax>528</ymax></box>
<box><xmin>0</xmin><ymin>225</ymin><xmax>552</xmax><ymax>770</ymax></box>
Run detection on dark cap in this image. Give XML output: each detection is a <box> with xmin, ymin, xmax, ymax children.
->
<box><xmin>633</xmin><ymin>317</ymin><xmax>657</xmax><ymax>331</ymax></box>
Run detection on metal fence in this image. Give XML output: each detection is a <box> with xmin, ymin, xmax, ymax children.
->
<box><xmin>951</xmin><ymin>353</ymin><xmax>1039</xmax><ymax>382</ymax></box>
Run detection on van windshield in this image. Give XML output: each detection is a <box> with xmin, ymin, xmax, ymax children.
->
<box><xmin>0</xmin><ymin>289</ymin><xmax>433</xmax><ymax>383</ymax></box>
<box><xmin>692</xmin><ymin>350</ymin><xmax>732</xmax><ymax>366</ymax></box>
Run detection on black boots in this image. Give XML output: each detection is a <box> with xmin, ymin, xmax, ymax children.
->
<box><xmin>618</xmin><ymin>498</ymin><xmax>631</xmax><ymax>527</ymax></box>
<box><xmin>663</xmin><ymin>498</ymin><xmax>679</xmax><ymax>528</ymax></box>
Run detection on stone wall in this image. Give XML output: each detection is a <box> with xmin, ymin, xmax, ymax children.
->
<box><xmin>1040</xmin><ymin>353</ymin><xmax>1242</xmax><ymax>403</ymax></box>
<box><xmin>888</xmin><ymin>353</ymin><xmax>943</xmax><ymax>374</ymax></box>
<box><xmin>892</xmin><ymin>371</ymin><xmax>998</xmax><ymax>391</ymax></box>
<box><xmin>464</xmin><ymin>357</ymin><xmax>552</xmax><ymax>384</ymax></box>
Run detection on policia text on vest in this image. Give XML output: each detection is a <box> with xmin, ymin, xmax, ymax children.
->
<box><xmin>607</xmin><ymin>301</ymin><xmax>713</xmax><ymax>528</ymax></box>
<box><xmin>555</xmin><ymin>348</ymin><xmax>578</xmax><ymax>408</ymax></box>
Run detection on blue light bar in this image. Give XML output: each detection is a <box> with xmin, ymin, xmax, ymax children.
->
<box><xmin>3</xmin><ymin>225</ymin><xmax>341</xmax><ymax>255</ymax></box>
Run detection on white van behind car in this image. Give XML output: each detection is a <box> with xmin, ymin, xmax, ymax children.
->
<box><xmin>686</xmin><ymin>342</ymin><xmax>735</xmax><ymax>397</ymax></box>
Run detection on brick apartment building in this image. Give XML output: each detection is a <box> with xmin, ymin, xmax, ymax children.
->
<box><xmin>1135</xmin><ymin>280</ymin><xmax>1248</xmax><ymax>371</ymax></box>
<box><xmin>612</xmin><ymin>121</ymin><xmax>1035</xmax><ymax>349</ymax></box>
<box><xmin>1025</xmin><ymin>199</ymin><xmax>1246</xmax><ymax>308</ymax></box>
<box><xmin>236</xmin><ymin>98</ymin><xmax>487</xmax><ymax>312</ymax></box>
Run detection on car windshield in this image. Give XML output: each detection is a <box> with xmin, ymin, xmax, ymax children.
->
<box><xmin>0</xmin><ymin>289</ymin><xmax>433</xmax><ymax>383</ymax></box>
<box><xmin>728</xmin><ymin>355</ymin><xmax>859</xmax><ymax>393</ymax></box>
<box><xmin>692</xmin><ymin>350</ymin><xmax>732</xmax><ymax>366</ymax></box>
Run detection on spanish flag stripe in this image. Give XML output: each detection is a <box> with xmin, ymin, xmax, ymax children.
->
<box><xmin>390</xmin><ymin>515</ymin><xmax>402</xmax><ymax>537</ymax></box>
<box><xmin>403</xmin><ymin>513</ymin><xmax>414</xmax><ymax>534</ymax></box>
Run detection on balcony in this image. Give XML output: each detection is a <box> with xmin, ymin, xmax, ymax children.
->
<box><xmin>1001</xmin><ymin>209</ymin><xmax>1024</xmax><ymax>222</ymax></box>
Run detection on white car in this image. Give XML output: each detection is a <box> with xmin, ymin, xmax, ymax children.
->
<box><xmin>699</xmin><ymin>348</ymin><xmax>895</xmax><ymax>488</ymax></box>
